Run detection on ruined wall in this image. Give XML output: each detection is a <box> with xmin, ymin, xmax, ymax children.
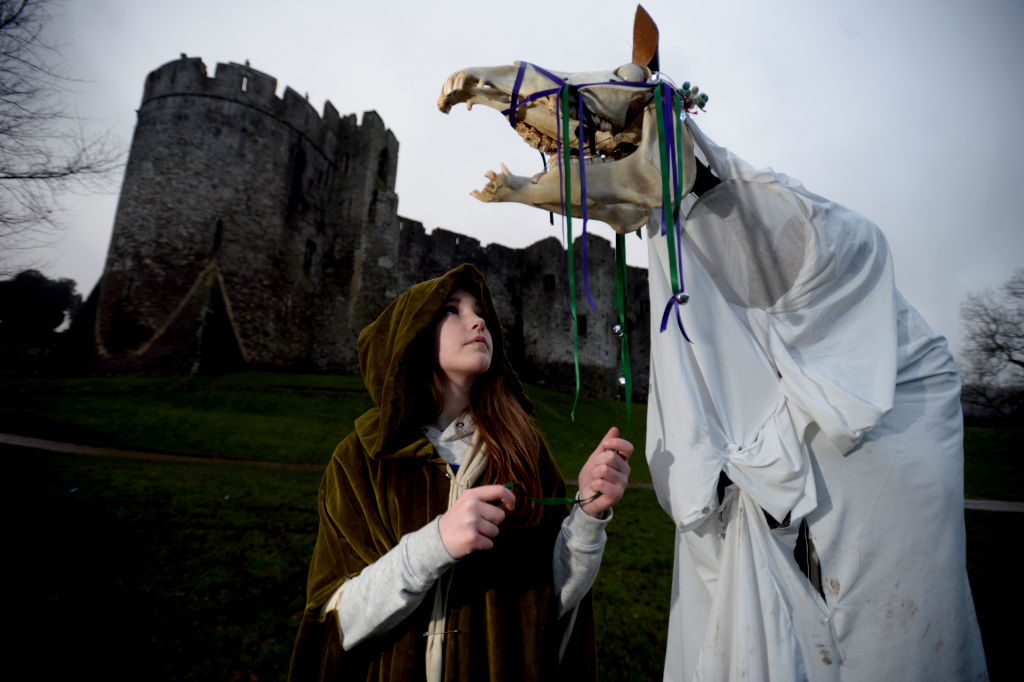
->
<box><xmin>92</xmin><ymin>57</ymin><xmax>394</xmax><ymax>372</ymax></box>
<box><xmin>396</xmin><ymin>220</ymin><xmax>650</xmax><ymax>399</ymax></box>
<box><xmin>83</xmin><ymin>56</ymin><xmax>650</xmax><ymax>398</ymax></box>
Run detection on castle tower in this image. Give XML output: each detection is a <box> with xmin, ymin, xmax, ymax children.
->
<box><xmin>87</xmin><ymin>56</ymin><xmax>399</xmax><ymax>372</ymax></box>
<box><xmin>75</xmin><ymin>55</ymin><xmax>649</xmax><ymax>398</ymax></box>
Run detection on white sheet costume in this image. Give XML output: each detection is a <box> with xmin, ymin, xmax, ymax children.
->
<box><xmin>646</xmin><ymin>118</ymin><xmax>988</xmax><ymax>681</ymax></box>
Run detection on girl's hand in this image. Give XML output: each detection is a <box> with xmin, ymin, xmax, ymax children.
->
<box><xmin>576</xmin><ymin>427</ymin><xmax>633</xmax><ymax>518</ymax></box>
<box><xmin>438</xmin><ymin>484</ymin><xmax>516</xmax><ymax>559</ymax></box>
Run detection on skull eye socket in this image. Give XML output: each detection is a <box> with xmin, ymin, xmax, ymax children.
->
<box><xmin>612</xmin><ymin>142</ymin><xmax>638</xmax><ymax>159</ymax></box>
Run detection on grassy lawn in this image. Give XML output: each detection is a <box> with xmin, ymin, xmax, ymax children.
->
<box><xmin>0</xmin><ymin>372</ymin><xmax>373</xmax><ymax>464</ymax></box>
<box><xmin>0</xmin><ymin>372</ymin><xmax>650</xmax><ymax>479</ymax></box>
<box><xmin>964</xmin><ymin>426</ymin><xmax>1023</xmax><ymax>501</ymax></box>
<box><xmin>4</xmin><ymin>372</ymin><xmax>1019</xmax><ymax>680</ymax></box>
<box><xmin>12</xmin><ymin>447</ymin><xmax>673</xmax><ymax>682</ymax></box>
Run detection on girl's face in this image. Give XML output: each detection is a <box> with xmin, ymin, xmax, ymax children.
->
<box><xmin>435</xmin><ymin>288</ymin><xmax>493</xmax><ymax>386</ymax></box>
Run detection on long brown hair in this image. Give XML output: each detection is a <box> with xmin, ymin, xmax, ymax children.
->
<box><xmin>468</xmin><ymin>369</ymin><xmax>545</xmax><ymax>527</ymax></box>
<box><xmin>415</xmin><ymin>309</ymin><xmax>546</xmax><ymax>527</ymax></box>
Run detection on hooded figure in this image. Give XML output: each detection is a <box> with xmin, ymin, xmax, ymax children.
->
<box><xmin>645</xmin><ymin>119</ymin><xmax>987</xmax><ymax>680</ymax></box>
<box><xmin>289</xmin><ymin>264</ymin><xmax>609</xmax><ymax>682</ymax></box>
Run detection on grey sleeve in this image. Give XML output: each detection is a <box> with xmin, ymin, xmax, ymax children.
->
<box><xmin>332</xmin><ymin>516</ymin><xmax>455</xmax><ymax>650</ymax></box>
<box><xmin>553</xmin><ymin>506</ymin><xmax>611</xmax><ymax>617</ymax></box>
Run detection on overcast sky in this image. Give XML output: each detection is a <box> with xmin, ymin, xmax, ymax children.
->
<box><xmin>36</xmin><ymin>0</ymin><xmax>1024</xmax><ymax>357</ymax></box>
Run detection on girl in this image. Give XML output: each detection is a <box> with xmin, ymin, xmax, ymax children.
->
<box><xmin>289</xmin><ymin>264</ymin><xmax>632</xmax><ymax>681</ymax></box>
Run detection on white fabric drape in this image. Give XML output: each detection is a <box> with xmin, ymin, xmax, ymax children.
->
<box><xmin>646</xmin><ymin>117</ymin><xmax>987</xmax><ymax>681</ymax></box>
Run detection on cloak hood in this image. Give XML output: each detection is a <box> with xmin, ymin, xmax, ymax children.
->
<box><xmin>355</xmin><ymin>263</ymin><xmax>528</xmax><ymax>458</ymax></box>
<box><xmin>289</xmin><ymin>264</ymin><xmax>596</xmax><ymax>681</ymax></box>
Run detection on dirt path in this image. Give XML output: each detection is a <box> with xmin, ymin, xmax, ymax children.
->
<box><xmin>5</xmin><ymin>432</ymin><xmax>1021</xmax><ymax>509</ymax></box>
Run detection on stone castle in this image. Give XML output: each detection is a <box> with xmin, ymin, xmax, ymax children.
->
<box><xmin>74</xmin><ymin>56</ymin><xmax>650</xmax><ymax>397</ymax></box>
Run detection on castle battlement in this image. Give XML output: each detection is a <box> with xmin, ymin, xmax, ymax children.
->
<box><xmin>85</xmin><ymin>56</ymin><xmax>649</xmax><ymax>398</ymax></box>
<box><xmin>140</xmin><ymin>56</ymin><xmax>383</xmax><ymax>162</ymax></box>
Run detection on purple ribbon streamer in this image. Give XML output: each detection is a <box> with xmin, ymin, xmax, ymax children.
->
<box><xmin>659</xmin><ymin>296</ymin><xmax>693</xmax><ymax>342</ymax></box>
<box><xmin>576</xmin><ymin>89</ymin><xmax>596</xmax><ymax>310</ymax></box>
<box><xmin>499</xmin><ymin>67</ymin><xmax>657</xmax><ymax>126</ymax></box>
<box><xmin>500</xmin><ymin>86</ymin><xmax>561</xmax><ymax>119</ymax></box>
<box><xmin>499</xmin><ymin>67</ymin><xmax>696</xmax><ymax>335</ymax></box>
<box><xmin>529</xmin><ymin>63</ymin><xmax>568</xmax><ymax>86</ymax></box>
<box><xmin>662</xmin><ymin>88</ymin><xmax>687</xmax><ymax>278</ymax></box>
<box><xmin>508</xmin><ymin>62</ymin><xmax>527</xmax><ymax>128</ymax></box>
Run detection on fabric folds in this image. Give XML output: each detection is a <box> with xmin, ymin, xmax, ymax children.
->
<box><xmin>647</xmin><ymin>119</ymin><xmax>987</xmax><ymax>681</ymax></box>
<box><xmin>289</xmin><ymin>264</ymin><xmax>596</xmax><ymax>682</ymax></box>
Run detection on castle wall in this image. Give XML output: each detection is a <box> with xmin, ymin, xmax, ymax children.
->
<box><xmin>516</xmin><ymin>235</ymin><xmax>650</xmax><ymax>399</ymax></box>
<box><xmin>93</xmin><ymin>57</ymin><xmax>395</xmax><ymax>372</ymax></box>
<box><xmin>84</xmin><ymin>56</ymin><xmax>650</xmax><ymax>398</ymax></box>
<box><xmin>395</xmin><ymin>219</ymin><xmax>525</xmax><ymax>369</ymax></box>
<box><xmin>395</xmin><ymin>221</ymin><xmax>649</xmax><ymax>399</ymax></box>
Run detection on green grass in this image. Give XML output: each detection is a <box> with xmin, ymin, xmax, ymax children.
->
<box><xmin>3</xmin><ymin>372</ymin><xmax>1019</xmax><ymax>680</ymax></box>
<box><xmin>964</xmin><ymin>427</ymin><xmax>1023</xmax><ymax>501</ymax></box>
<box><xmin>965</xmin><ymin>510</ymin><xmax>1021</xmax><ymax>681</ymax></box>
<box><xmin>0</xmin><ymin>372</ymin><xmax>372</xmax><ymax>463</ymax></box>
<box><xmin>14</xmin><ymin>447</ymin><xmax>320</xmax><ymax>681</ymax></box>
<box><xmin>0</xmin><ymin>372</ymin><xmax>651</xmax><ymax>480</ymax></box>
<box><xmin>593</xmin><ymin>489</ymin><xmax>675</xmax><ymax>679</ymax></box>
<box><xmin>12</xmin><ymin>447</ymin><xmax>670</xmax><ymax>681</ymax></box>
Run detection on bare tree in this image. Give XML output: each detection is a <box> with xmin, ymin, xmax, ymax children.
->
<box><xmin>960</xmin><ymin>268</ymin><xmax>1024</xmax><ymax>419</ymax></box>
<box><xmin>0</xmin><ymin>0</ymin><xmax>120</xmax><ymax>273</ymax></box>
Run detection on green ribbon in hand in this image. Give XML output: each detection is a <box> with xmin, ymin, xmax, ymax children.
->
<box><xmin>504</xmin><ymin>482</ymin><xmax>601</xmax><ymax>506</ymax></box>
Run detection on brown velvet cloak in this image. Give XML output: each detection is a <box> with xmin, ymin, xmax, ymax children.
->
<box><xmin>288</xmin><ymin>264</ymin><xmax>597</xmax><ymax>682</ymax></box>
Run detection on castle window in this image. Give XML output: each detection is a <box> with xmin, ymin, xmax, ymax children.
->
<box><xmin>237</xmin><ymin>128</ymin><xmax>247</xmax><ymax>156</ymax></box>
<box><xmin>241</xmin><ymin>75</ymin><xmax>248</xmax><ymax>92</ymax></box>
<box><xmin>577</xmin><ymin>314</ymin><xmax>588</xmax><ymax>337</ymax></box>
<box><xmin>213</xmin><ymin>219</ymin><xmax>224</xmax><ymax>251</ymax></box>
<box><xmin>376</xmin><ymin>147</ymin><xmax>389</xmax><ymax>185</ymax></box>
<box><xmin>303</xmin><ymin>240</ymin><xmax>317</xmax><ymax>273</ymax></box>
<box><xmin>543</xmin><ymin>274</ymin><xmax>555</xmax><ymax>292</ymax></box>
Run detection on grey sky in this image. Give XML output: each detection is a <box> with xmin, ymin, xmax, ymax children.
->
<box><xmin>38</xmin><ymin>0</ymin><xmax>1024</xmax><ymax>357</ymax></box>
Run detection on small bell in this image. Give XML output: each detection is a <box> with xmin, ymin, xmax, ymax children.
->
<box><xmin>674</xmin><ymin>291</ymin><xmax>690</xmax><ymax>305</ymax></box>
<box><xmin>617</xmin><ymin>376</ymin><xmax>627</xmax><ymax>386</ymax></box>
<box><xmin>682</xmin><ymin>81</ymin><xmax>691</xmax><ymax>92</ymax></box>
<box><xmin>613</xmin><ymin>323</ymin><xmax>624</xmax><ymax>337</ymax></box>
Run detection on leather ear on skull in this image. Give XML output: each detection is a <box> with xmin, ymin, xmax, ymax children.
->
<box><xmin>632</xmin><ymin>5</ymin><xmax>659</xmax><ymax>73</ymax></box>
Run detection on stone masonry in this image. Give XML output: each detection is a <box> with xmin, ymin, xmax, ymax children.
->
<box><xmin>75</xmin><ymin>56</ymin><xmax>650</xmax><ymax>398</ymax></box>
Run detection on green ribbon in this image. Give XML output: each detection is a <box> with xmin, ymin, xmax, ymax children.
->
<box><xmin>560</xmin><ymin>85</ymin><xmax>581</xmax><ymax>421</ymax></box>
<box><xmin>504</xmin><ymin>482</ymin><xmax>601</xmax><ymax>506</ymax></box>
<box><xmin>672</xmin><ymin>88</ymin><xmax>686</xmax><ymax>224</ymax></box>
<box><xmin>614</xmin><ymin>233</ymin><xmax>632</xmax><ymax>432</ymax></box>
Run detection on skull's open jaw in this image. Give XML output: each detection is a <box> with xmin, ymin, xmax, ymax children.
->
<box><xmin>438</xmin><ymin>63</ymin><xmax>667</xmax><ymax>233</ymax></box>
<box><xmin>464</xmin><ymin>102</ymin><xmax>649</xmax><ymax>207</ymax></box>
<box><xmin>434</xmin><ymin>64</ymin><xmax>655</xmax><ymax>206</ymax></box>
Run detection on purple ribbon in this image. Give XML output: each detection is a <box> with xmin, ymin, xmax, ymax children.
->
<box><xmin>663</xmin><ymin>89</ymin><xmax>687</xmax><ymax>282</ymax></box>
<box><xmin>529</xmin><ymin>62</ymin><xmax>569</xmax><ymax>85</ymax></box>
<box><xmin>659</xmin><ymin>295</ymin><xmax>693</xmax><ymax>342</ymax></box>
<box><xmin>499</xmin><ymin>65</ymin><xmax>696</xmax><ymax>336</ymax></box>
<box><xmin>501</xmin><ymin>62</ymin><xmax>567</xmax><ymax>122</ymax></box>
<box><xmin>508</xmin><ymin>62</ymin><xmax>528</xmax><ymax>128</ymax></box>
<box><xmin>555</xmin><ymin>88</ymin><xmax>565</xmax><ymax>239</ymax></box>
<box><xmin>576</xmin><ymin>88</ymin><xmax>596</xmax><ymax>310</ymax></box>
